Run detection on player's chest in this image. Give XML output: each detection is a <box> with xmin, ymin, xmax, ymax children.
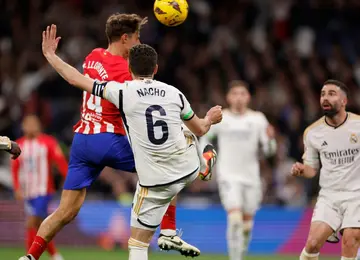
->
<box><xmin>220</xmin><ymin>116</ymin><xmax>259</xmax><ymax>140</ymax></box>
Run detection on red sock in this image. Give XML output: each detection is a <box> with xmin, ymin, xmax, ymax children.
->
<box><xmin>26</xmin><ymin>228</ymin><xmax>37</xmax><ymax>251</ymax></box>
<box><xmin>46</xmin><ymin>240</ymin><xmax>58</xmax><ymax>256</ymax></box>
<box><xmin>28</xmin><ymin>236</ymin><xmax>47</xmax><ymax>260</ymax></box>
<box><xmin>161</xmin><ymin>205</ymin><xmax>176</xmax><ymax>230</ymax></box>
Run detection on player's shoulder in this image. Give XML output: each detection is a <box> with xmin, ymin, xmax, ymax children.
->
<box><xmin>15</xmin><ymin>136</ymin><xmax>26</xmax><ymax>144</ymax></box>
<box><xmin>85</xmin><ymin>48</ymin><xmax>105</xmax><ymax>59</ymax></box>
<box><xmin>38</xmin><ymin>134</ymin><xmax>58</xmax><ymax>144</ymax></box>
<box><xmin>246</xmin><ymin>109</ymin><xmax>267</xmax><ymax>121</ymax></box>
<box><xmin>303</xmin><ymin>117</ymin><xmax>326</xmax><ymax>138</ymax></box>
<box><xmin>348</xmin><ymin>112</ymin><xmax>360</xmax><ymax>123</ymax></box>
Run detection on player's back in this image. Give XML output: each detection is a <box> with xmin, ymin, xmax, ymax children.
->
<box><xmin>304</xmin><ymin>112</ymin><xmax>360</xmax><ymax>191</ymax></box>
<box><xmin>74</xmin><ymin>48</ymin><xmax>132</xmax><ymax>135</ymax></box>
<box><xmin>212</xmin><ymin>109</ymin><xmax>269</xmax><ymax>184</ymax></box>
<box><xmin>13</xmin><ymin>134</ymin><xmax>58</xmax><ymax>198</ymax></box>
<box><xmin>119</xmin><ymin>79</ymin><xmax>199</xmax><ymax>187</ymax></box>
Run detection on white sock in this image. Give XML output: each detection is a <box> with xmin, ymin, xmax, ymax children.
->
<box><xmin>227</xmin><ymin>211</ymin><xmax>244</xmax><ymax>260</ymax></box>
<box><xmin>51</xmin><ymin>254</ymin><xmax>64</xmax><ymax>260</ymax></box>
<box><xmin>128</xmin><ymin>238</ymin><xmax>149</xmax><ymax>260</ymax></box>
<box><xmin>341</xmin><ymin>257</ymin><xmax>356</xmax><ymax>260</ymax></box>
<box><xmin>243</xmin><ymin>220</ymin><xmax>254</xmax><ymax>252</ymax></box>
<box><xmin>300</xmin><ymin>248</ymin><xmax>319</xmax><ymax>260</ymax></box>
<box><xmin>160</xmin><ymin>229</ymin><xmax>176</xmax><ymax>236</ymax></box>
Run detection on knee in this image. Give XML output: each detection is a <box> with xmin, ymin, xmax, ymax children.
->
<box><xmin>343</xmin><ymin>231</ymin><xmax>360</xmax><ymax>250</ymax></box>
<box><xmin>305</xmin><ymin>236</ymin><xmax>322</xmax><ymax>253</ymax></box>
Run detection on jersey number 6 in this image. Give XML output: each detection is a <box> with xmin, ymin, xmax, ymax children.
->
<box><xmin>145</xmin><ymin>105</ymin><xmax>169</xmax><ymax>145</ymax></box>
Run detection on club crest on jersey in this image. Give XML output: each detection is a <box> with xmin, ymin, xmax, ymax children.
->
<box><xmin>350</xmin><ymin>133</ymin><xmax>358</xmax><ymax>144</ymax></box>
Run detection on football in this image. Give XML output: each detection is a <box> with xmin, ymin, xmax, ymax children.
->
<box><xmin>153</xmin><ymin>0</ymin><xmax>189</xmax><ymax>27</ymax></box>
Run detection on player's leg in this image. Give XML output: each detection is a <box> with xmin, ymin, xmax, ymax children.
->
<box><xmin>300</xmin><ymin>193</ymin><xmax>341</xmax><ymax>260</ymax></box>
<box><xmin>242</xmin><ymin>184</ymin><xmax>262</xmax><ymax>254</ymax></box>
<box><xmin>218</xmin><ymin>179</ymin><xmax>244</xmax><ymax>260</ymax></box>
<box><xmin>25</xmin><ymin>195</ymin><xmax>64</xmax><ymax>260</ymax></box>
<box><xmin>21</xmin><ymin>133</ymin><xmax>105</xmax><ymax>260</ymax></box>
<box><xmin>158</xmin><ymin>196</ymin><xmax>200</xmax><ymax>256</ymax></box>
<box><xmin>341</xmin><ymin>228</ymin><xmax>360</xmax><ymax>259</ymax></box>
<box><xmin>129</xmin><ymin>172</ymin><xmax>198</xmax><ymax>260</ymax></box>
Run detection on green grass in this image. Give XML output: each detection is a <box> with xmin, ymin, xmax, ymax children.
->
<box><xmin>0</xmin><ymin>247</ymin><xmax>339</xmax><ymax>260</ymax></box>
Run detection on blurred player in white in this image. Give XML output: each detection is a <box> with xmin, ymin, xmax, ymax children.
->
<box><xmin>33</xmin><ymin>26</ymin><xmax>221</xmax><ymax>260</ymax></box>
<box><xmin>201</xmin><ymin>80</ymin><xmax>276</xmax><ymax>260</ymax></box>
<box><xmin>291</xmin><ymin>80</ymin><xmax>360</xmax><ymax>260</ymax></box>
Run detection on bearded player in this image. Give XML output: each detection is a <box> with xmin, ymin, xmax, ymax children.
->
<box><xmin>201</xmin><ymin>80</ymin><xmax>277</xmax><ymax>260</ymax></box>
<box><xmin>24</xmin><ymin>15</ymin><xmax>201</xmax><ymax>260</ymax></box>
<box><xmin>12</xmin><ymin>115</ymin><xmax>67</xmax><ymax>260</ymax></box>
<box><xmin>291</xmin><ymin>80</ymin><xmax>360</xmax><ymax>260</ymax></box>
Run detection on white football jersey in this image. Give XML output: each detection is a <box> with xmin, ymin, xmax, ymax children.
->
<box><xmin>201</xmin><ymin>109</ymin><xmax>276</xmax><ymax>186</ymax></box>
<box><xmin>93</xmin><ymin>79</ymin><xmax>199</xmax><ymax>187</ymax></box>
<box><xmin>303</xmin><ymin>113</ymin><xmax>360</xmax><ymax>191</ymax></box>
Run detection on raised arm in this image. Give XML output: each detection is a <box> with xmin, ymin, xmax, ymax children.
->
<box><xmin>42</xmin><ymin>24</ymin><xmax>94</xmax><ymax>93</ymax></box>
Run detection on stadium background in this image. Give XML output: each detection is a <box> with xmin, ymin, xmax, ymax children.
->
<box><xmin>0</xmin><ymin>0</ymin><xmax>359</xmax><ymax>259</ymax></box>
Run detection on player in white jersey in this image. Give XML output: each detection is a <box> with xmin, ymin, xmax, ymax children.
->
<box><xmin>291</xmin><ymin>79</ymin><xmax>360</xmax><ymax>260</ymax></box>
<box><xmin>39</xmin><ymin>26</ymin><xmax>221</xmax><ymax>260</ymax></box>
<box><xmin>201</xmin><ymin>80</ymin><xmax>277</xmax><ymax>260</ymax></box>
<box><xmin>0</xmin><ymin>136</ymin><xmax>21</xmax><ymax>159</ymax></box>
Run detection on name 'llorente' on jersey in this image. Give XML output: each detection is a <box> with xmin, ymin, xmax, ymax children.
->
<box><xmin>92</xmin><ymin>79</ymin><xmax>199</xmax><ymax>187</ymax></box>
<box><xmin>303</xmin><ymin>113</ymin><xmax>360</xmax><ymax>191</ymax></box>
<box><xmin>202</xmin><ymin>109</ymin><xmax>275</xmax><ymax>186</ymax></box>
<box><xmin>74</xmin><ymin>48</ymin><xmax>132</xmax><ymax>135</ymax></box>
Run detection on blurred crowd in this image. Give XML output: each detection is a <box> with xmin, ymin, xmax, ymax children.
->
<box><xmin>1</xmin><ymin>0</ymin><xmax>360</xmax><ymax>206</ymax></box>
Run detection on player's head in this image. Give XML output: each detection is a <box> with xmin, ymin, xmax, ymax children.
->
<box><xmin>129</xmin><ymin>44</ymin><xmax>158</xmax><ymax>78</ymax></box>
<box><xmin>320</xmin><ymin>79</ymin><xmax>349</xmax><ymax>118</ymax></box>
<box><xmin>22</xmin><ymin>114</ymin><xmax>42</xmax><ymax>138</ymax></box>
<box><xmin>226</xmin><ymin>80</ymin><xmax>251</xmax><ymax>111</ymax></box>
<box><xmin>105</xmin><ymin>13</ymin><xmax>147</xmax><ymax>51</ymax></box>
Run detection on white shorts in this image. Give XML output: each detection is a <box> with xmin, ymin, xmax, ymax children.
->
<box><xmin>312</xmin><ymin>189</ymin><xmax>360</xmax><ymax>231</ymax></box>
<box><xmin>218</xmin><ymin>179</ymin><xmax>262</xmax><ymax>215</ymax></box>
<box><xmin>131</xmin><ymin>171</ymin><xmax>198</xmax><ymax>230</ymax></box>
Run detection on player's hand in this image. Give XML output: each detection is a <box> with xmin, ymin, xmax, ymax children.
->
<box><xmin>42</xmin><ymin>24</ymin><xmax>61</xmax><ymax>58</ymax></box>
<box><xmin>266</xmin><ymin>124</ymin><xmax>276</xmax><ymax>139</ymax></box>
<box><xmin>9</xmin><ymin>141</ymin><xmax>21</xmax><ymax>159</ymax></box>
<box><xmin>14</xmin><ymin>190</ymin><xmax>23</xmax><ymax>201</ymax></box>
<box><xmin>291</xmin><ymin>162</ymin><xmax>305</xmax><ymax>177</ymax></box>
<box><xmin>206</xmin><ymin>105</ymin><xmax>222</xmax><ymax>125</ymax></box>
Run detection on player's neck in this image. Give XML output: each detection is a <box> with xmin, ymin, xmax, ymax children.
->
<box><xmin>107</xmin><ymin>43</ymin><xmax>128</xmax><ymax>59</ymax></box>
<box><xmin>325</xmin><ymin>110</ymin><xmax>348</xmax><ymax>128</ymax></box>
<box><xmin>230</xmin><ymin>107</ymin><xmax>248</xmax><ymax>115</ymax></box>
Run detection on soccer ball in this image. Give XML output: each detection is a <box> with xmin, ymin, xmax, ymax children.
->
<box><xmin>153</xmin><ymin>0</ymin><xmax>189</xmax><ymax>27</ymax></box>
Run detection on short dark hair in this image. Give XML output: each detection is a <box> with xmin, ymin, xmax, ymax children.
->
<box><xmin>129</xmin><ymin>44</ymin><xmax>158</xmax><ymax>77</ymax></box>
<box><xmin>105</xmin><ymin>13</ymin><xmax>147</xmax><ymax>43</ymax></box>
<box><xmin>228</xmin><ymin>80</ymin><xmax>249</xmax><ymax>91</ymax></box>
<box><xmin>323</xmin><ymin>79</ymin><xmax>349</xmax><ymax>96</ymax></box>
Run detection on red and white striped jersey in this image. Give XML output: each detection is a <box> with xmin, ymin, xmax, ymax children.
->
<box><xmin>73</xmin><ymin>48</ymin><xmax>132</xmax><ymax>135</ymax></box>
<box><xmin>11</xmin><ymin>134</ymin><xmax>68</xmax><ymax>199</ymax></box>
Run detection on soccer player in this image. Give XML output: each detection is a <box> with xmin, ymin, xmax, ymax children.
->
<box><xmin>291</xmin><ymin>79</ymin><xmax>360</xmax><ymax>260</ymax></box>
<box><xmin>37</xmin><ymin>26</ymin><xmax>221</xmax><ymax>260</ymax></box>
<box><xmin>21</xmin><ymin>18</ymin><xmax>209</xmax><ymax>259</ymax></box>
<box><xmin>0</xmin><ymin>135</ymin><xmax>21</xmax><ymax>159</ymax></box>
<box><xmin>200</xmin><ymin>80</ymin><xmax>277</xmax><ymax>260</ymax></box>
<box><xmin>12</xmin><ymin>115</ymin><xmax>67</xmax><ymax>260</ymax></box>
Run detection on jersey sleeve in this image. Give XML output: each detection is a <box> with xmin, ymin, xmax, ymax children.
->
<box><xmin>92</xmin><ymin>81</ymin><xmax>125</xmax><ymax>108</ymax></box>
<box><xmin>178</xmin><ymin>92</ymin><xmax>195</xmax><ymax>121</ymax></box>
<box><xmin>11</xmin><ymin>157</ymin><xmax>20</xmax><ymax>191</ymax></box>
<box><xmin>258</xmin><ymin>113</ymin><xmax>277</xmax><ymax>157</ymax></box>
<box><xmin>302</xmin><ymin>130</ymin><xmax>320</xmax><ymax>169</ymax></box>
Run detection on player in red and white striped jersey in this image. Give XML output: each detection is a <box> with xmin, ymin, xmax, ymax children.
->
<box><xmin>12</xmin><ymin>115</ymin><xmax>67</xmax><ymax>260</ymax></box>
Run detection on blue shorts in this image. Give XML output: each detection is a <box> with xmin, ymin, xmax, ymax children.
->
<box><xmin>25</xmin><ymin>195</ymin><xmax>53</xmax><ymax>218</ymax></box>
<box><xmin>63</xmin><ymin>133</ymin><xmax>135</xmax><ymax>190</ymax></box>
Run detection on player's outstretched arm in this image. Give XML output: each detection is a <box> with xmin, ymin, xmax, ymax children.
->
<box><xmin>42</xmin><ymin>24</ymin><xmax>94</xmax><ymax>93</ymax></box>
<box><xmin>184</xmin><ymin>106</ymin><xmax>222</xmax><ymax>137</ymax></box>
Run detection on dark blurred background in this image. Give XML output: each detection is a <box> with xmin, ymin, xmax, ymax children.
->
<box><xmin>0</xmin><ymin>1</ymin><xmax>359</xmax><ymax>254</ymax></box>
